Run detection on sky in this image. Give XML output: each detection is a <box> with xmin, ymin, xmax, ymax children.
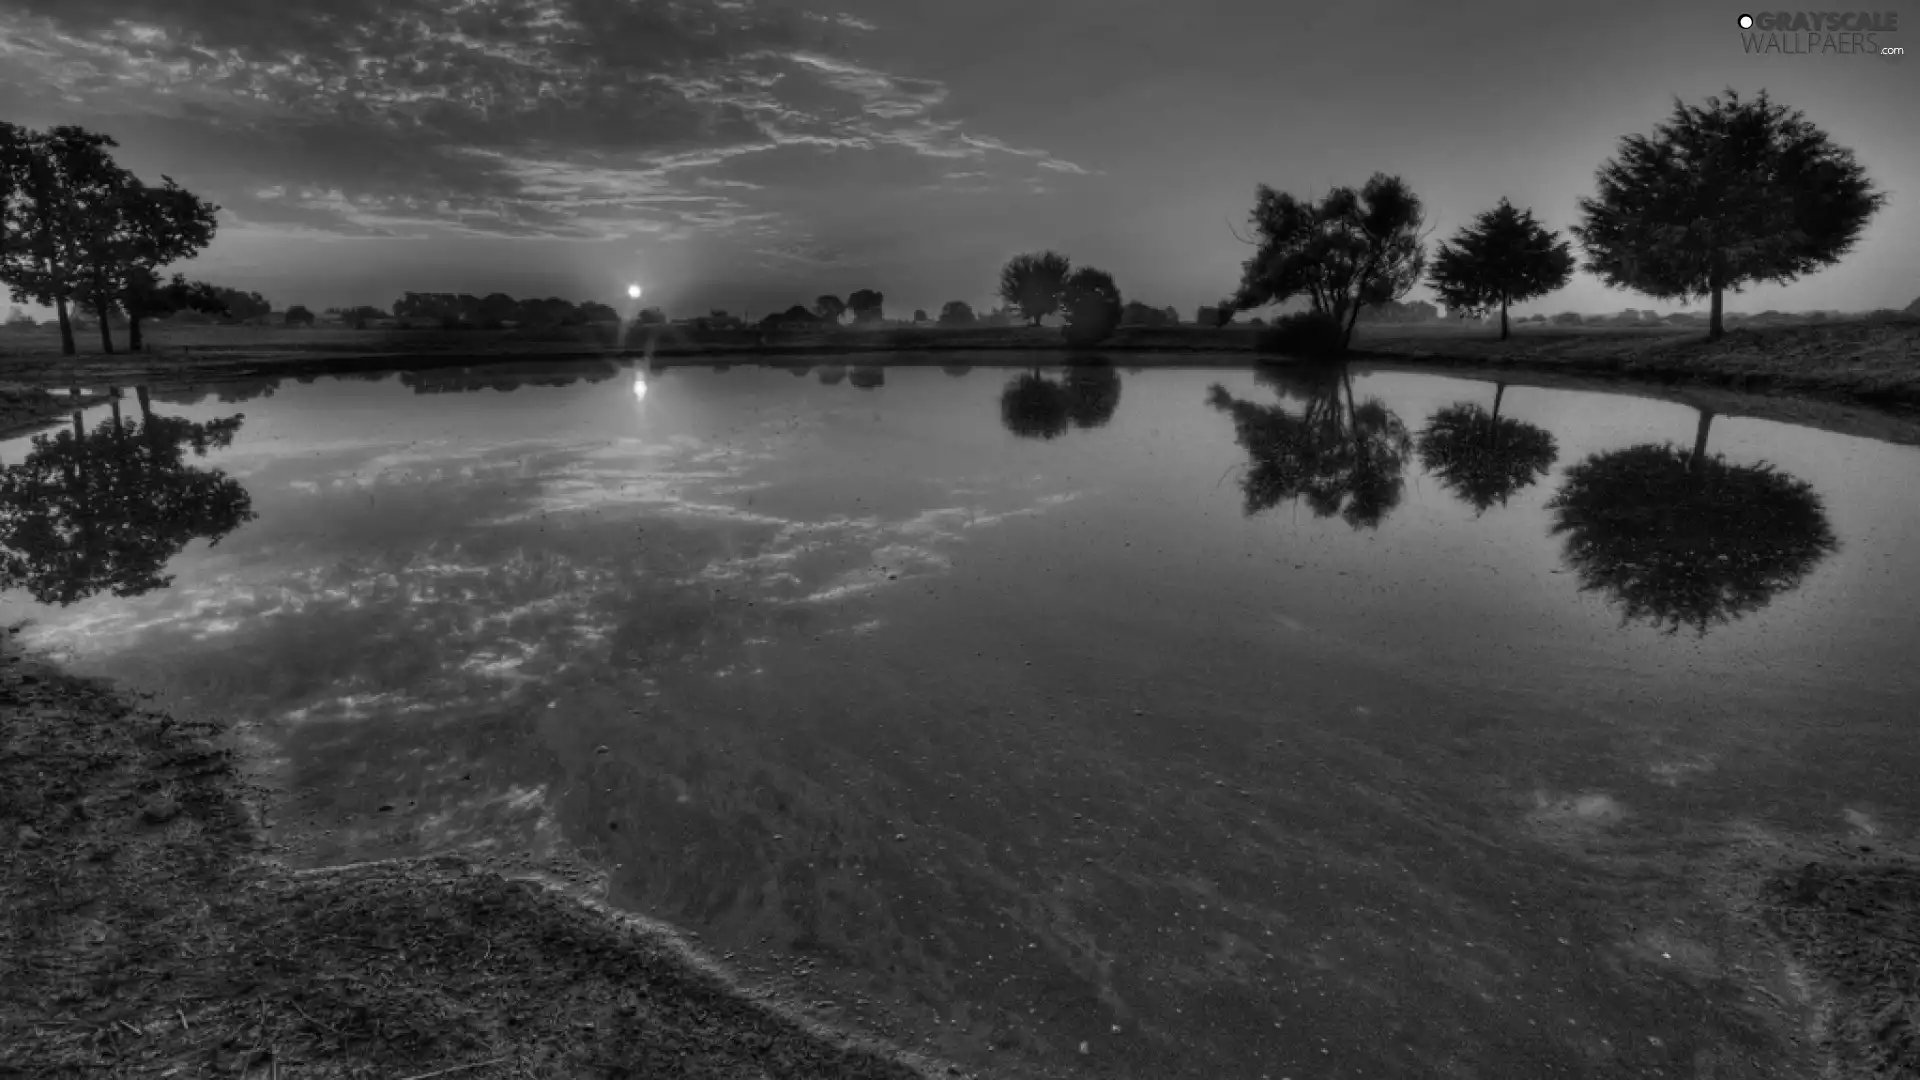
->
<box><xmin>0</xmin><ymin>0</ymin><xmax>1914</xmax><ymax>321</ymax></box>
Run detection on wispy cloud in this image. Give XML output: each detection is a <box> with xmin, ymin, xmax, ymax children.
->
<box><xmin>0</xmin><ymin>0</ymin><xmax>1093</xmax><ymax>245</ymax></box>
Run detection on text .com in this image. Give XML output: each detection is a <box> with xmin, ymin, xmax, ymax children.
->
<box><xmin>1737</xmin><ymin>11</ymin><xmax>1905</xmax><ymax>55</ymax></box>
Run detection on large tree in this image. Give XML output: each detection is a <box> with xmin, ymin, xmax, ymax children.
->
<box><xmin>997</xmin><ymin>250</ymin><xmax>1072</xmax><ymax>326</ymax></box>
<box><xmin>78</xmin><ymin>177</ymin><xmax>221</xmax><ymax>351</ymax></box>
<box><xmin>1572</xmin><ymin>89</ymin><xmax>1885</xmax><ymax>341</ymax></box>
<box><xmin>1428</xmin><ymin>199</ymin><xmax>1573</xmax><ymax>340</ymax></box>
<box><xmin>1</xmin><ymin>126</ymin><xmax>127</xmax><ymax>355</ymax></box>
<box><xmin>814</xmin><ymin>294</ymin><xmax>846</xmax><ymax>323</ymax></box>
<box><xmin>846</xmin><ymin>288</ymin><xmax>884</xmax><ymax>323</ymax></box>
<box><xmin>1227</xmin><ymin>173</ymin><xmax>1428</xmax><ymax>352</ymax></box>
<box><xmin>938</xmin><ymin>300</ymin><xmax>976</xmax><ymax>325</ymax></box>
<box><xmin>1061</xmin><ymin>266</ymin><xmax>1122</xmax><ymax>344</ymax></box>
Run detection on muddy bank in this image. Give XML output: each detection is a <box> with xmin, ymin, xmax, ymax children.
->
<box><xmin>0</xmin><ymin>629</ymin><xmax>949</xmax><ymax>1080</ymax></box>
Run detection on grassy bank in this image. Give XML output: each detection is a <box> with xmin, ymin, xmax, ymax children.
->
<box><xmin>0</xmin><ymin>630</ymin><xmax>946</xmax><ymax>1080</ymax></box>
<box><xmin>1351</xmin><ymin>314</ymin><xmax>1920</xmax><ymax>410</ymax></box>
<box><xmin>0</xmin><ymin>313</ymin><xmax>1915</xmax><ymax>414</ymax></box>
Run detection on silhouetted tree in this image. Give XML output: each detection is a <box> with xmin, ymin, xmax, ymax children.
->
<box><xmin>850</xmin><ymin>366</ymin><xmax>885</xmax><ymax>389</ymax></box>
<box><xmin>814</xmin><ymin>295</ymin><xmax>846</xmax><ymax>323</ymax></box>
<box><xmin>941</xmin><ymin>364</ymin><xmax>973</xmax><ymax>376</ymax></box>
<box><xmin>817</xmin><ymin>365</ymin><xmax>847</xmax><ymax>386</ymax></box>
<box><xmin>938</xmin><ymin>300</ymin><xmax>976</xmax><ymax>326</ymax></box>
<box><xmin>1227</xmin><ymin>173</ymin><xmax>1427</xmax><ymax>352</ymax></box>
<box><xmin>0</xmin><ymin>394</ymin><xmax>254</xmax><ymax>605</ymax></box>
<box><xmin>1</xmin><ymin>126</ymin><xmax>128</xmax><ymax>354</ymax></box>
<box><xmin>1415</xmin><ymin>385</ymin><xmax>1559</xmax><ymax>514</ymax></box>
<box><xmin>122</xmin><ymin>270</ymin><xmax>227</xmax><ymax>346</ymax></box>
<box><xmin>1428</xmin><ymin>199</ymin><xmax>1573</xmax><ymax>341</ymax></box>
<box><xmin>912</xmin><ymin>308</ymin><xmax>929</xmax><ymax>323</ymax></box>
<box><xmin>1061</xmin><ymin>266</ymin><xmax>1122</xmax><ymax>344</ymax></box>
<box><xmin>1573</xmin><ymin>90</ymin><xmax>1885</xmax><ymax>341</ymax></box>
<box><xmin>1206</xmin><ymin>363</ymin><xmax>1413</xmax><ymax>529</ymax></box>
<box><xmin>284</xmin><ymin>305</ymin><xmax>315</xmax><ymax>327</ymax></box>
<box><xmin>209</xmin><ymin>286</ymin><xmax>271</xmax><ymax>321</ymax></box>
<box><xmin>846</xmin><ymin>289</ymin><xmax>884</xmax><ymax>323</ymax></box>
<box><xmin>998</xmin><ymin>251</ymin><xmax>1071</xmax><ymax>326</ymax></box>
<box><xmin>1545</xmin><ymin>412</ymin><xmax>1838</xmax><ymax>633</ymax></box>
<box><xmin>637</xmin><ymin>306</ymin><xmax>667</xmax><ymax>325</ymax></box>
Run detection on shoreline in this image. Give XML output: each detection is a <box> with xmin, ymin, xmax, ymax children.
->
<box><xmin>0</xmin><ymin>315</ymin><xmax>1913</xmax><ymax>421</ymax></box>
<box><xmin>0</xmin><ymin>630</ymin><xmax>957</xmax><ymax>1080</ymax></box>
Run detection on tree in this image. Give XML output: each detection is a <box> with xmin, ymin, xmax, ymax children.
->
<box><xmin>1122</xmin><ymin>300</ymin><xmax>1172</xmax><ymax>326</ymax></box>
<box><xmin>124</xmin><ymin>270</ymin><xmax>227</xmax><ymax>343</ymax></box>
<box><xmin>1227</xmin><ymin>173</ymin><xmax>1428</xmax><ymax>352</ymax></box>
<box><xmin>1</xmin><ymin>126</ymin><xmax>128</xmax><ymax>355</ymax></box>
<box><xmin>1572</xmin><ymin>89</ymin><xmax>1886</xmax><ymax>341</ymax></box>
<box><xmin>1427</xmin><ymin>200</ymin><xmax>1573</xmax><ymax>341</ymax></box>
<box><xmin>999</xmin><ymin>373</ymin><xmax>1071</xmax><ymax>439</ymax></box>
<box><xmin>1163</xmin><ymin>305</ymin><xmax>1180</xmax><ymax>325</ymax></box>
<box><xmin>637</xmin><ymin>306</ymin><xmax>667</xmax><ymax>325</ymax></box>
<box><xmin>846</xmin><ymin>289</ymin><xmax>884</xmax><ymax>323</ymax></box>
<box><xmin>210</xmin><ymin>286</ymin><xmax>271</xmax><ymax>321</ymax></box>
<box><xmin>912</xmin><ymin>308</ymin><xmax>929</xmax><ymax>323</ymax></box>
<box><xmin>284</xmin><ymin>305</ymin><xmax>315</xmax><ymax>327</ymax></box>
<box><xmin>91</xmin><ymin>177</ymin><xmax>220</xmax><ymax>351</ymax></box>
<box><xmin>998</xmin><ymin>251</ymin><xmax>1071</xmax><ymax>326</ymax></box>
<box><xmin>814</xmin><ymin>294</ymin><xmax>846</xmax><ymax>323</ymax></box>
<box><xmin>1061</xmin><ymin>266</ymin><xmax>1122</xmax><ymax>344</ymax></box>
<box><xmin>938</xmin><ymin>300</ymin><xmax>976</xmax><ymax>326</ymax></box>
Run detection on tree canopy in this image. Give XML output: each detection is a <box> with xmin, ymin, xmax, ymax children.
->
<box><xmin>998</xmin><ymin>251</ymin><xmax>1072</xmax><ymax>326</ymax></box>
<box><xmin>1061</xmin><ymin>266</ymin><xmax>1122</xmax><ymax>345</ymax></box>
<box><xmin>814</xmin><ymin>295</ymin><xmax>846</xmax><ymax>323</ymax></box>
<box><xmin>1228</xmin><ymin>173</ymin><xmax>1427</xmax><ymax>352</ymax></box>
<box><xmin>1427</xmin><ymin>199</ymin><xmax>1573</xmax><ymax>340</ymax></box>
<box><xmin>1572</xmin><ymin>89</ymin><xmax>1885</xmax><ymax>340</ymax></box>
<box><xmin>938</xmin><ymin>300</ymin><xmax>976</xmax><ymax>325</ymax></box>
<box><xmin>846</xmin><ymin>289</ymin><xmax>884</xmax><ymax>323</ymax></box>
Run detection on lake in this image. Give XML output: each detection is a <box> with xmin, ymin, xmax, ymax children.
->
<box><xmin>4</xmin><ymin>357</ymin><xmax>1917</xmax><ymax>1079</ymax></box>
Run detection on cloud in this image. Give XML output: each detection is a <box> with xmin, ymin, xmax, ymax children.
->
<box><xmin>0</xmin><ymin>0</ymin><xmax>1092</xmax><ymax>245</ymax></box>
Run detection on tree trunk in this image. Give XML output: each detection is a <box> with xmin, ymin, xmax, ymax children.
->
<box><xmin>72</xmin><ymin>412</ymin><xmax>83</xmax><ymax>440</ymax></box>
<box><xmin>1708</xmin><ymin>285</ymin><xmax>1724</xmax><ymax>342</ymax></box>
<box><xmin>1499</xmin><ymin>295</ymin><xmax>1510</xmax><ymax>341</ymax></box>
<box><xmin>129</xmin><ymin>314</ymin><xmax>144</xmax><ymax>352</ymax></box>
<box><xmin>1488</xmin><ymin>383</ymin><xmax>1506</xmax><ymax>450</ymax></box>
<box><xmin>136</xmin><ymin>385</ymin><xmax>153</xmax><ymax>424</ymax></box>
<box><xmin>1341</xmin><ymin>301</ymin><xmax>1362</xmax><ymax>355</ymax></box>
<box><xmin>96</xmin><ymin>302</ymin><xmax>115</xmax><ymax>354</ymax></box>
<box><xmin>55</xmin><ymin>297</ymin><xmax>75</xmax><ymax>356</ymax></box>
<box><xmin>1689</xmin><ymin>409</ymin><xmax>1715</xmax><ymax>474</ymax></box>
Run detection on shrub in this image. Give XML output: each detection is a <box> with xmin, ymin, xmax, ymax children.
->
<box><xmin>1253</xmin><ymin>310</ymin><xmax>1346</xmax><ymax>358</ymax></box>
<box><xmin>1551</xmin><ymin>311</ymin><xmax>1583</xmax><ymax>325</ymax></box>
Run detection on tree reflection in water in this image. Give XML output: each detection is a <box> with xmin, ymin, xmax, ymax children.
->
<box><xmin>0</xmin><ymin>386</ymin><xmax>255</xmax><ymax>605</ymax></box>
<box><xmin>998</xmin><ymin>362</ymin><xmax>1121</xmax><ymax>440</ymax></box>
<box><xmin>1415</xmin><ymin>382</ymin><xmax>1559</xmax><ymax>514</ymax></box>
<box><xmin>1206</xmin><ymin>362</ymin><xmax>1412</xmax><ymax>529</ymax></box>
<box><xmin>1545</xmin><ymin>407</ymin><xmax>1839</xmax><ymax>634</ymax></box>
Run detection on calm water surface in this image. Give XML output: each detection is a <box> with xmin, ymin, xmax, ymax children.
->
<box><xmin>5</xmin><ymin>357</ymin><xmax>1918</xmax><ymax>1079</ymax></box>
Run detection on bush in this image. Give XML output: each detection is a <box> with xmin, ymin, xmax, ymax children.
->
<box><xmin>1253</xmin><ymin>310</ymin><xmax>1345</xmax><ymax>358</ymax></box>
<box><xmin>1550</xmin><ymin>312</ymin><xmax>1583</xmax><ymax>325</ymax></box>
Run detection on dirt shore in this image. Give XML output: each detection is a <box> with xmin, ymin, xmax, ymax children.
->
<box><xmin>0</xmin><ymin>628</ymin><xmax>951</xmax><ymax>1080</ymax></box>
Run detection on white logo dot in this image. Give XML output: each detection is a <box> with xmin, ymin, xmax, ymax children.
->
<box><xmin>1738</xmin><ymin>14</ymin><xmax>1754</xmax><ymax>28</ymax></box>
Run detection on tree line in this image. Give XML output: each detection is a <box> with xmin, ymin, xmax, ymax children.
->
<box><xmin>1216</xmin><ymin>89</ymin><xmax>1884</xmax><ymax>353</ymax></box>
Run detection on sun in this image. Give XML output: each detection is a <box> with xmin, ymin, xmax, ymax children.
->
<box><xmin>627</xmin><ymin>284</ymin><xmax>642</xmax><ymax>300</ymax></box>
